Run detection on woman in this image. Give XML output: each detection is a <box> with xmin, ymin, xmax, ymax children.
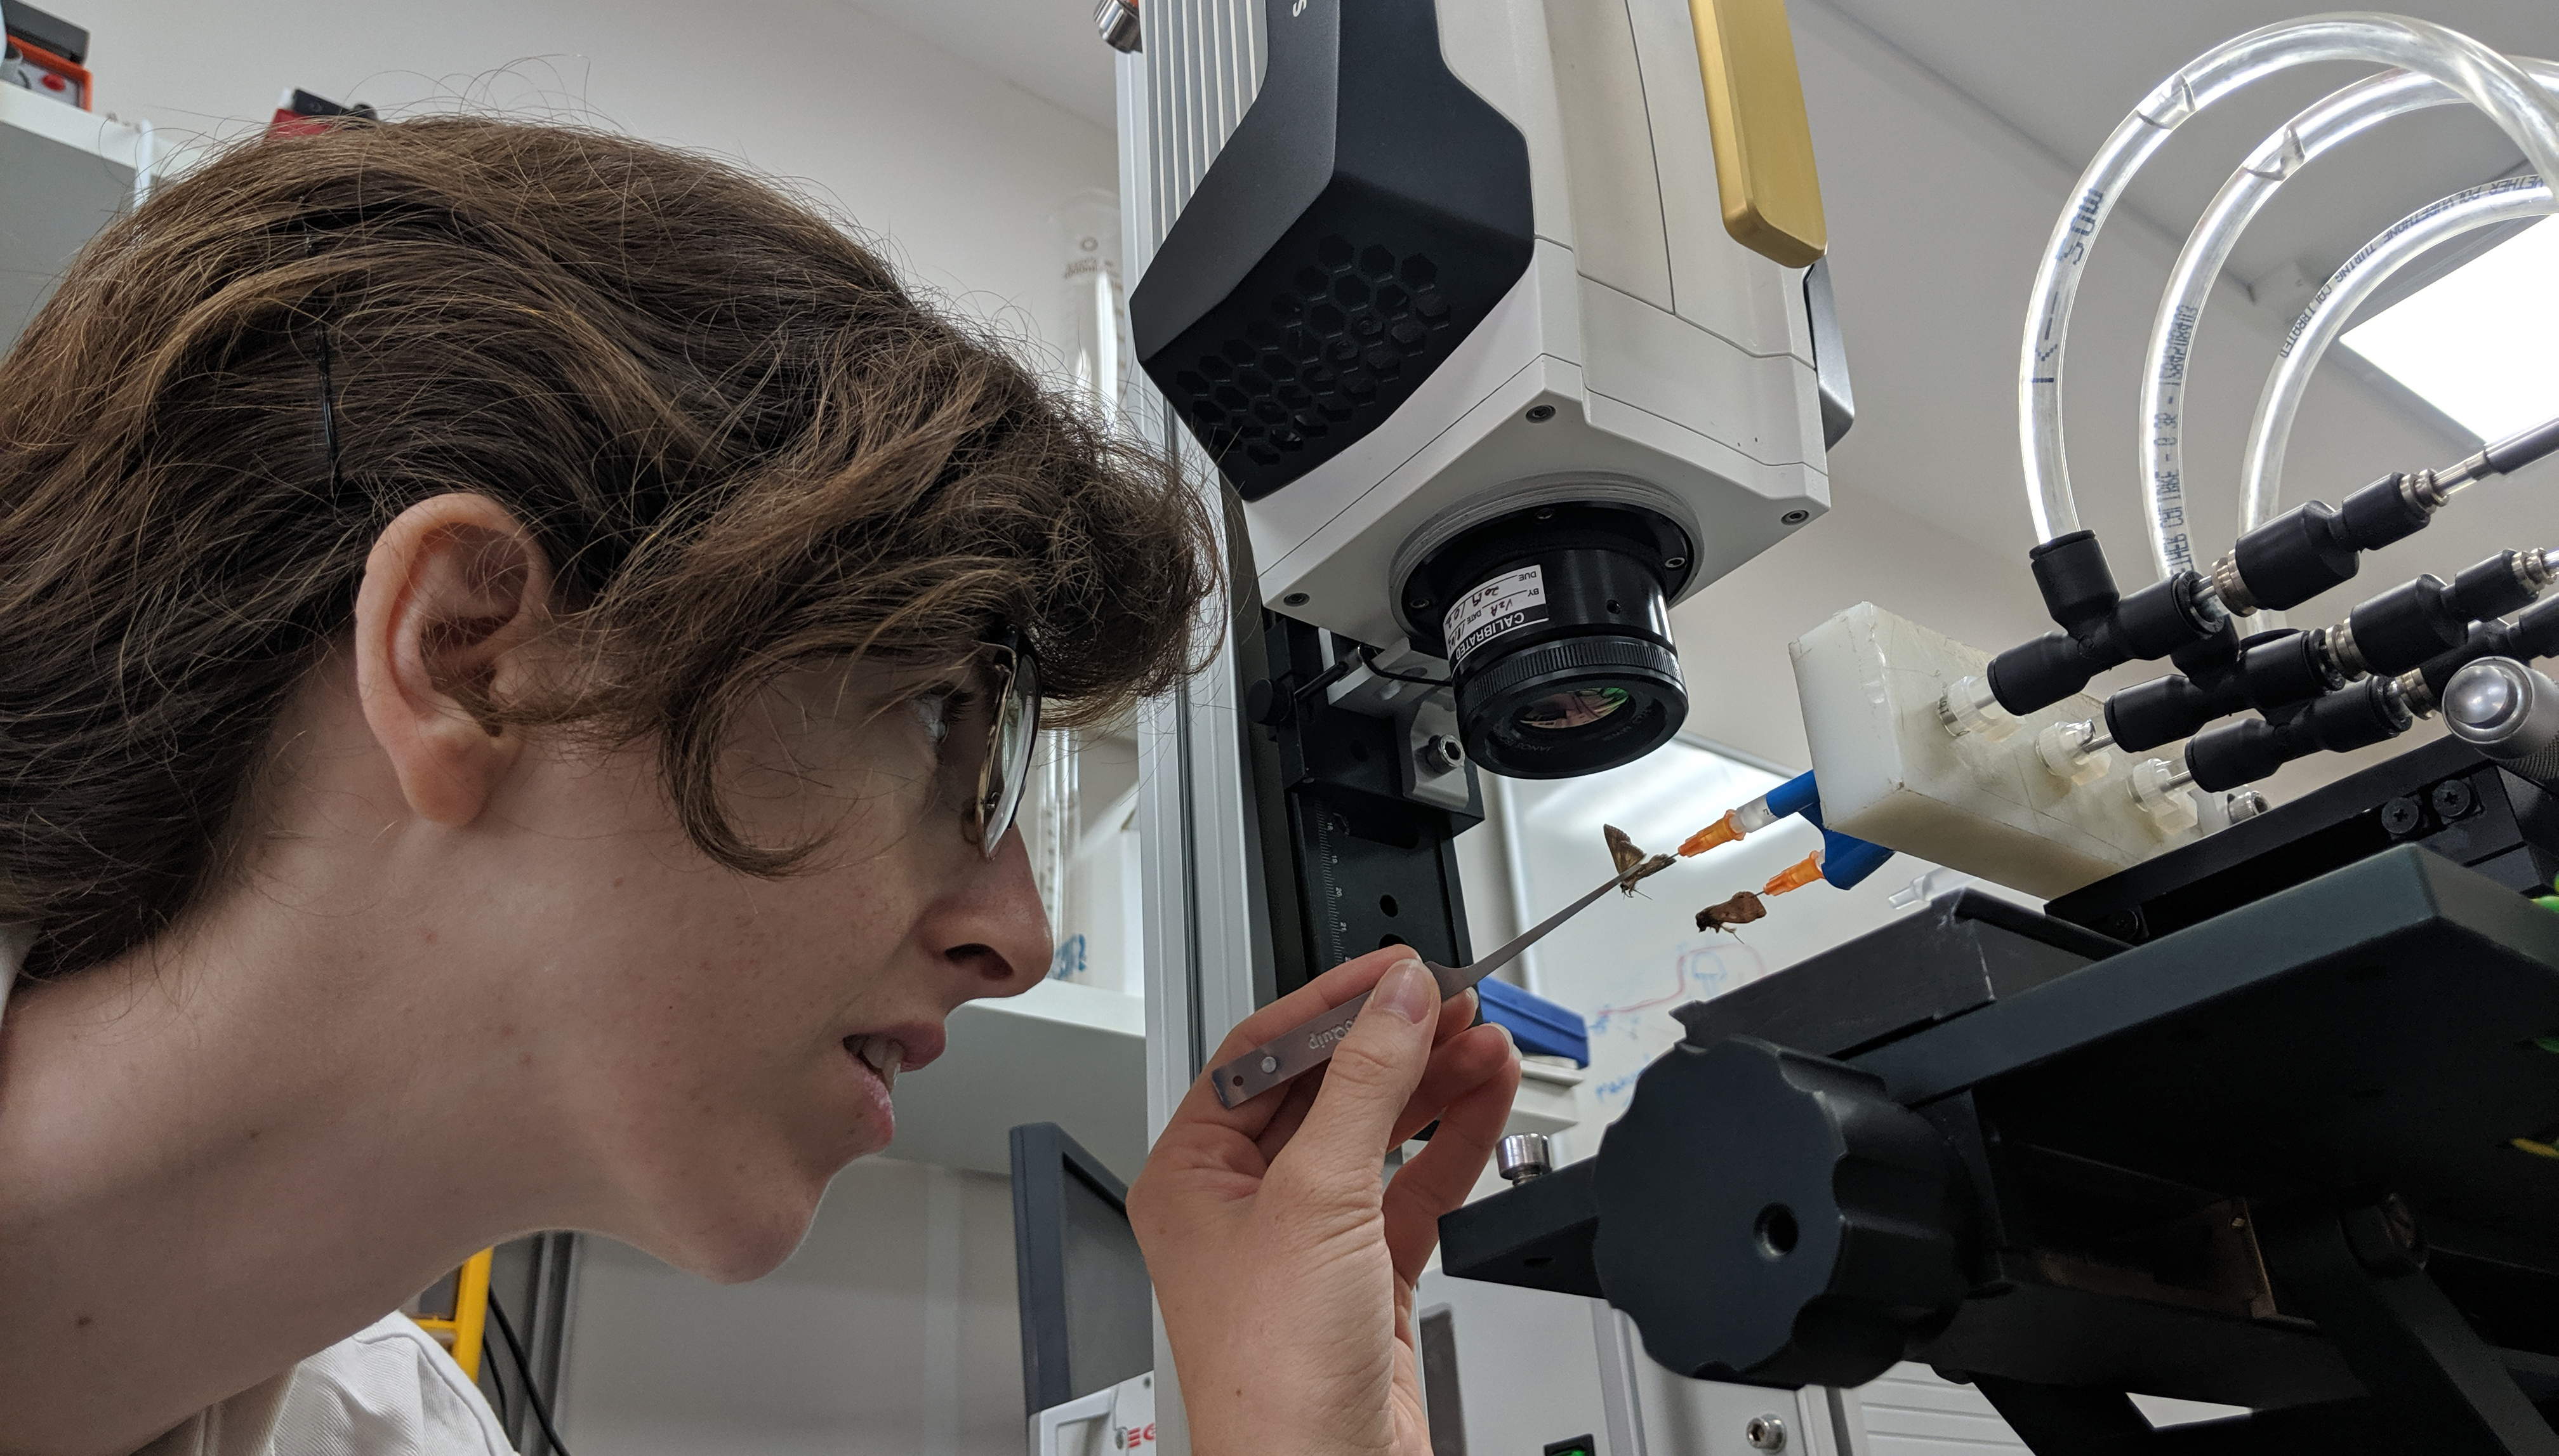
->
<box><xmin>0</xmin><ymin>117</ymin><xmax>1520</xmax><ymax>1454</ymax></box>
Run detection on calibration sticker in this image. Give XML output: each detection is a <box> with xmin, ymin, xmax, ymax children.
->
<box><xmin>1445</xmin><ymin>564</ymin><xmax>1548</xmax><ymax>665</ymax></box>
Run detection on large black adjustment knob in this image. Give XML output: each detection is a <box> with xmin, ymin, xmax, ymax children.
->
<box><xmin>1591</xmin><ymin>1036</ymin><xmax>1967</xmax><ymax>1389</ymax></box>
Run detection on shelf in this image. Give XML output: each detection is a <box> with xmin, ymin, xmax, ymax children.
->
<box><xmin>1509</xmin><ymin>1059</ymin><xmax>1585</xmax><ymax>1139</ymax></box>
<box><xmin>2</xmin><ymin>84</ymin><xmax>153</xmax><ymax>350</ymax></box>
<box><xmin>885</xmin><ymin>977</ymin><xmax>1147</xmax><ymax>1184</ymax></box>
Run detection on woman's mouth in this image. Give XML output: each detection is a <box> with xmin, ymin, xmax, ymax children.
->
<box><xmin>845</xmin><ymin>1034</ymin><xmax>906</xmax><ymax>1092</ymax></box>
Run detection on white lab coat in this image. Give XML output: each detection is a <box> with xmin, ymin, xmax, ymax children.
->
<box><xmin>137</xmin><ymin>1312</ymin><xmax>516</xmax><ymax>1456</ymax></box>
<box><xmin>0</xmin><ymin>932</ymin><xmax>515</xmax><ymax>1456</ymax></box>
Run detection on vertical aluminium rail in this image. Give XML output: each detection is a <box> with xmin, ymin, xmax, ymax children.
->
<box><xmin>1124</xmin><ymin>11</ymin><xmax>1276</xmax><ymax>1452</ymax></box>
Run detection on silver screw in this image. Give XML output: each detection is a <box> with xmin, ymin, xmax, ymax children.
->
<box><xmin>1745</xmin><ymin>1414</ymin><xmax>1787</xmax><ymax>1451</ymax></box>
<box><xmin>1418</xmin><ymin>734</ymin><xmax>1465</xmax><ymax>775</ymax></box>
<box><xmin>1094</xmin><ymin>0</ymin><xmax>1141</xmax><ymax>52</ymax></box>
<box><xmin>1260</xmin><ymin>1055</ymin><xmax>1279</xmax><ymax>1074</ymax></box>
<box><xmin>1495</xmin><ymin>1133</ymin><xmax>1552</xmax><ymax>1183</ymax></box>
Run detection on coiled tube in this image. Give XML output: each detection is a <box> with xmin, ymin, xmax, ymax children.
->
<box><xmin>2020</xmin><ymin>13</ymin><xmax>2559</xmax><ymax>545</ymax></box>
<box><xmin>2237</xmin><ymin>175</ymin><xmax>2555</xmax><ymax>545</ymax></box>
<box><xmin>2139</xmin><ymin>59</ymin><xmax>2559</xmax><ymax>581</ymax></box>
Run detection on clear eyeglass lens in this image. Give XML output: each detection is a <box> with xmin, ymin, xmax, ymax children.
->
<box><xmin>1515</xmin><ymin>685</ymin><xmax>1630</xmax><ymax>732</ymax></box>
<box><xmin>975</xmin><ymin>650</ymin><xmax>1042</xmax><ymax>856</ymax></box>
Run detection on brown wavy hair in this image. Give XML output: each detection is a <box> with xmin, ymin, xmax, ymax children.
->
<box><xmin>0</xmin><ymin>116</ymin><xmax>1214</xmax><ymax>979</ymax></box>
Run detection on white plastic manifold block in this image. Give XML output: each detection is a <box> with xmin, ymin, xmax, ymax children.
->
<box><xmin>1790</xmin><ymin>603</ymin><xmax>2206</xmax><ymax>898</ymax></box>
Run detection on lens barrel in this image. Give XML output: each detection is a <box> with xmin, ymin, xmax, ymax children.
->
<box><xmin>1402</xmin><ymin>503</ymin><xmax>1689</xmax><ymax>778</ymax></box>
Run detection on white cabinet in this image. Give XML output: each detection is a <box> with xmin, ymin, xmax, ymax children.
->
<box><xmin>1</xmin><ymin>83</ymin><xmax>150</xmax><ymax>350</ymax></box>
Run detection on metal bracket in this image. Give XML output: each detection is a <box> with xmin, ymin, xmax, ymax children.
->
<box><xmin>1399</xmin><ymin>690</ymin><xmax>1473</xmax><ymax>813</ymax></box>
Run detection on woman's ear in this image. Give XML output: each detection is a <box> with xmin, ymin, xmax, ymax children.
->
<box><xmin>354</xmin><ymin>494</ymin><xmax>555</xmax><ymax>827</ymax></box>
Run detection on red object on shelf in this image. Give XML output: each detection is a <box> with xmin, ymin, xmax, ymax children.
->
<box><xmin>7</xmin><ymin>37</ymin><xmax>89</xmax><ymax>110</ymax></box>
<box><xmin>265</xmin><ymin>88</ymin><xmax>374</xmax><ymax>140</ymax></box>
<box><xmin>267</xmin><ymin>107</ymin><xmax>329</xmax><ymax>138</ymax></box>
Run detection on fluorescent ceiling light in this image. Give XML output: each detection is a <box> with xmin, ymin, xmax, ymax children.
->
<box><xmin>2341</xmin><ymin>216</ymin><xmax>2559</xmax><ymax>443</ymax></box>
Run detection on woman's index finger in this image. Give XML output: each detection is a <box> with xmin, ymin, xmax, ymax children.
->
<box><xmin>1168</xmin><ymin>945</ymin><xmax>1443</xmax><ymax>1134</ymax></box>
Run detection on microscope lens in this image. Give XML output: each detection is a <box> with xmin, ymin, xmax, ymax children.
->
<box><xmin>1516</xmin><ymin>687</ymin><xmax>1630</xmax><ymax>731</ymax></box>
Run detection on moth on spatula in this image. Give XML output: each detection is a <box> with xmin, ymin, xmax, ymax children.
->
<box><xmin>1603</xmin><ymin>824</ymin><xmax>1676</xmax><ymax>896</ymax></box>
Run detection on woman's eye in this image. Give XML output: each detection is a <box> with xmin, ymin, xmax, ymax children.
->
<box><xmin>911</xmin><ymin>694</ymin><xmax>950</xmax><ymax>747</ymax></box>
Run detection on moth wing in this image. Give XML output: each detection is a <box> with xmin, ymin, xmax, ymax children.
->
<box><xmin>1603</xmin><ymin>824</ymin><xmax>1646</xmax><ymax>877</ymax></box>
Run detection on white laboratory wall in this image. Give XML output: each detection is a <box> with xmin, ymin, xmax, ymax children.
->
<box><xmin>561</xmin><ymin>1157</ymin><xmax>1025</xmax><ymax>1456</ymax></box>
<box><xmin>1028</xmin><ymin>728</ymin><xmax>1146</xmax><ymax>996</ymax></box>
<box><xmin>55</xmin><ymin>0</ymin><xmax>1116</xmax><ymax>367</ymax></box>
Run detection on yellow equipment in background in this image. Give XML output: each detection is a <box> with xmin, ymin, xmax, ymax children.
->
<box><xmin>408</xmin><ymin>1248</ymin><xmax>495</xmax><ymax>1379</ymax></box>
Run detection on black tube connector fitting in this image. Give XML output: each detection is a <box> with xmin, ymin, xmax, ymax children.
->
<box><xmin>2222</xmin><ymin>473</ymin><xmax>2431</xmax><ymax>613</ymax></box>
<box><xmin>1986</xmin><ymin>533</ymin><xmax>2226</xmax><ymax>715</ymax></box>
<box><xmin>2410</xmin><ymin>595</ymin><xmax>2559</xmax><ymax>704</ymax></box>
<box><xmin>2340</xmin><ymin>575</ymin><xmax>2469</xmax><ymax>678</ymax></box>
<box><xmin>2103</xmin><ymin>627</ymin><xmax>2343</xmax><ymax>753</ymax></box>
<box><xmin>2185</xmin><ymin>675</ymin><xmax>2414</xmax><ymax>793</ymax></box>
<box><xmin>2335</xmin><ymin>550</ymin><xmax>2548</xmax><ymax>679</ymax></box>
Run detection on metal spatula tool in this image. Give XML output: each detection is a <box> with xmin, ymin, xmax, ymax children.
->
<box><xmin>1208</xmin><ymin>859</ymin><xmax>1658</xmax><ymax>1108</ymax></box>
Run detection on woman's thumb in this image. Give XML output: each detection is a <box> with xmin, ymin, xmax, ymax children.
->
<box><xmin>1281</xmin><ymin>959</ymin><xmax>1441</xmax><ymax>1184</ymax></box>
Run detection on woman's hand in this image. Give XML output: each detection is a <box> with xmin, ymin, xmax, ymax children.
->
<box><xmin>1128</xmin><ymin>948</ymin><xmax>1522</xmax><ymax>1455</ymax></box>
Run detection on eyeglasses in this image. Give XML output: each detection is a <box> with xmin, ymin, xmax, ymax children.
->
<box><xmin>963</xmin><ymin>630</ymin><xmax>1042</xmax><ymax>858</ymax></box>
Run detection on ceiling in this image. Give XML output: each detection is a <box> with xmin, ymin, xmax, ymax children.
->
<box><xmin>845</xmin><ymin>0</ymin><xmax>2554</xmax><ymax>296</ymax></box>
<box><xmin>841</xmin><ymin>0</ymin><xmax>1118</xmax><ymax>128</ymax></box>
<box><xmin>1820</xmin><ymin>0</ymin><xmax>2551</xmax><ymax>314</ymax></box>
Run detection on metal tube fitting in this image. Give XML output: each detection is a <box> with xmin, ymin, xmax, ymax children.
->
<box><xmin>2209</xmin><ymin>553</ymin><xmax>2257</xmax><ymax>616</ymax></box>
<box><xmin>1496</xmin><ymin>1132</ymin><xmax>1554</xmax><ymax>1184</ymax></box>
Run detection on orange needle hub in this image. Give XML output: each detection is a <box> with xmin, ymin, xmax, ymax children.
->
<box><xmin>1761</xmin><ymin>852</ymin><xmax>1825</xmax><ymax>896</ymax></box>
<box><xmin>1679</xmin><ymin>811</ymin><xmax>1745</xmax><ymax>857</ymax></box>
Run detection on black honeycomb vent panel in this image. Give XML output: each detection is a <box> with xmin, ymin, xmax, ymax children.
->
<box><xmin>1175</xmin><ymin>237</ymin><xmax>1452</xmax><ymax>472</ymax></box>
<box><xmin>1128</xmin><ymin>0</ymin><xmax>1535</xmax><ymax>501</ymax></box>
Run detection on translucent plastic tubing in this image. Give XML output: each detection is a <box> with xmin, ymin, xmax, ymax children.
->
<box><xmin>2139</xmin><ymin>60</ymin><xmax>2559</xmax><ymax>581</ymax></box>
<box><xmin>2016</xmin><ymin>13</ymin><xmax>2559</xmax><ymax>545</ymax></box>
<box><xmin>2237</xmin><ymin>174</ymin><xmax>2555</xmax><ymax>540</ymax></box>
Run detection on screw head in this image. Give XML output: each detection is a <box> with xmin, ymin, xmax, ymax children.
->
<box><xmin>1260</xmin><ymin>1055</ymin><xmax>1280</xmax><ymax>1074</ymax></box>
<box><xmin>1524</xmin><ymin>404</ymin><xmax>1557</xmax><ymax>423</ymax></box>
<box><xmin>1419</xmin><ymin>734</ymin><xmax>1465</xmax><ymax>774</ymax></box>
<box><xmin>1745</xmin><ymin>1414</ymin><xmax>1787</xmax><ymax>1451</ymax></box>
<box><xmin>1781</xmin><ymin>508</ymin><xmax>1812</xmax><ymax>526</ymax></box>
<box><xmin>2431</xmin><ymin>778</ymin><xmax>2476</xmax><ymax>821</ymax></box>
<box><xmin>2380</xmin><ymin>796</ymin><xmax>2423</xmax><ymax>837</ymax></box>
<box><xmin>1281</xmin><ymin>591</ymin><xmax>1311</xmax><ymax>607</ymax></box>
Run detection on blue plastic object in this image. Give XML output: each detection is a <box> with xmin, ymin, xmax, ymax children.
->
<box><xmin>1766</xmin><ymin>769</ymin><xmax>1822</xmax><ymax>820</ymax></box>
<box><xmin>1475</xmin><ymin>976</ymin><xmax>1591</xmax><ymax>1067</ymax></box>
<box><xmin>1767</xmin><ymin>770</ymin><xmax>1895</xmax><ymax>890</ymax></box>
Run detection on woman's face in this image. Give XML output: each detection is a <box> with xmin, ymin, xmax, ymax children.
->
<box><xmin>467</xmin><ymin>661</ymin><xmax>1050</xmax><ymax>1281</ymax></box>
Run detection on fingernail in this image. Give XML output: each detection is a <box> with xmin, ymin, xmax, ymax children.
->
<box><xmin>1493</xmin><ymin>1022</ymin><xmax>1516</xmax><ymax>1052</ymax></box>
<box><xmin>1371</xmin><ymin>958</ymin><xmax>1434</xmax><ymax>1025</ymax></box>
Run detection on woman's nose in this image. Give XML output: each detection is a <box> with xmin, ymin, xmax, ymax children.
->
<box><xmin>927</xmin><ymin>822</ymin><xmax>1051</xmax><ymax>998</ymax></box>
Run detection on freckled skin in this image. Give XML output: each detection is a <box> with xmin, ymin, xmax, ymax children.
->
<box><xmin>0</xmin><ymin>645</ymin><xmax>1048</xmax><ymax>1453</ymax></box>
